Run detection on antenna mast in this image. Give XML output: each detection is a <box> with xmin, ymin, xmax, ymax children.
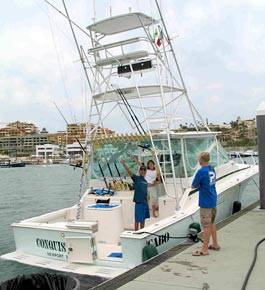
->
<box><xmin>92</xmin><ymin>0</ymin><xmax>96</xmax><ymax>23</ymax></box>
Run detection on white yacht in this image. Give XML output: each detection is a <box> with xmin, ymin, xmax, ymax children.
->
<box><xmin>1</xmin><ymin>1</ymin><xmax>259</xmax><ymax>280</ymax></box>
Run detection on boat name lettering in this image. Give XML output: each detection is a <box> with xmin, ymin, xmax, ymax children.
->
<box><xmin>47</xmin><ymin>252</ymin><xmax>64</xmax><ymax>259</ymax></box>
<box><xmin>36</xmin><ymin>238</ymin><xmax>66</xmax><ymax>252</ymax></box>
<box><xmin>146</xmin><ymin>232</ymin><xmax>170</xmax><ymax>247</ymax></box>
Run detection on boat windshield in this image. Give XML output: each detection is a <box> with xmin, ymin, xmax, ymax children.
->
<box><xmin>153</xmin><ymin>135</ymin><xmax>229</xmax><ymax>178</ymax></box>
<box><xmin>91</xmin><ymin>135</ymin><xmax>229</xmax><ymax>179</ymax></box>
<box><xmin>182</xmin><ymin>136</ymin><xmax>229</xmax><ymax>177</ymax></box>
<box><xmin>91</xmin><ymin>139</ymin><xmax>142</xmax><ymax>179</ymax></box>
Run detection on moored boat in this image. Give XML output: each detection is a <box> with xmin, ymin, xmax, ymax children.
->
<box><xmin>1</xmin><ymin>1</ymin><xmax>259</xmax><ymax>280</ymax></box>
<box><xmin>239</xmin><ymin>150</ymin><xmax>258</xmax><ymax>157</ymax></box>
<box><xmin>228</xmin><ymin>150</ymin><xmax>258</xmax><ymax>158</ymax></box>
<box><xmin>0</xmin><ymin>159</ymin><xmax>26</xmax><ymax>168</ymax></box>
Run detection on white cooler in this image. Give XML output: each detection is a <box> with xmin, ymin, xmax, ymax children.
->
<box><xmin>84</xmin><ymin>204</ymin><xmax>124</xmax><ymax>244</ymax></box>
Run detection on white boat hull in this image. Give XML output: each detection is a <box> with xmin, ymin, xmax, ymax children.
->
<box><xmin>1</xmin><ymin>167</ymin><xmax>259</xmax><ymax>278</ymax></box>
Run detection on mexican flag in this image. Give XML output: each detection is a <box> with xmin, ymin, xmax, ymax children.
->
<box><xmin>155</xmin><ymin>26</ymin><xmax>163</xmax><ymax>47</ymax></box>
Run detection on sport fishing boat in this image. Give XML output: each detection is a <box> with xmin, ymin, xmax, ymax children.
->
<box><xmin>1</xmin><ymin>1</ymin><xmax>259</xmax><ymax>280</ymax></box>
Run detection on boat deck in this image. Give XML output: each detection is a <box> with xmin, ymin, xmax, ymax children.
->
<box><xmin>94</xmin><ymin>201</ymin><xmax>264</xmax><ymax>290</ymax></box>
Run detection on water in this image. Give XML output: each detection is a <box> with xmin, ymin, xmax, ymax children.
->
<box><xmin>0</xmin><ymin>165</ymin><xmax>81</xmax><ymax>283</ymax></box>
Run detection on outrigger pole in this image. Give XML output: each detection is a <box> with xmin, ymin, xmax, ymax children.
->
<box><xmin>154</xmin><ymin>0</ymin><xmax>209</xmax><ymax>131</ymax></box>
<box><xmin>61</xmin><ymin>0</ymin><xmax>93</xmax><ymax>92</ymax></box>
<box><xmin>44</xmin><ymin>0</ymin><xmax>122</xmax><ymax>72</ymax></box>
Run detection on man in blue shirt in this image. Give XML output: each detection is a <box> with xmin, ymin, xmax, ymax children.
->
<box><xmin>122</xmin><ymin>159</ymin><xmax>150</xmax><ymax>231</ymax></box>
<box><xmin>191</xmin><ymin>151</ymin><xmax>220</xmax><ymax>256</ymax></box>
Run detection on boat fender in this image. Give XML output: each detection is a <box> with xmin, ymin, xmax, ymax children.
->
<box><xmin>143</xmin><ymin>244</ymin><xmax>158</xmax><ymax>261</ymax></box>
<box><xmin>189</xmin><ymin>222</ymin><xmax>201</xmax><ymax>233</ymax></box>
<box><xmin>232</xmin><ymin>201</ymin><xmax>241</xmax><ymax>214</ymax></box>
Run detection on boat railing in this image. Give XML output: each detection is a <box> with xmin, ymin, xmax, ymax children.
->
<box><xmin>19</xmin><ymin>207</ymin><xmax>77</xmax><ymax>224</ymax></box>
<box><xmin>95</xmin><ymin>50</ymin><xmax>150</xmax><ymax>67</ymax></box>
<box><xmin>229</xmin><ymin>152</ymin><xmax>257</xmax><ymax>165</ymax></box>
<box><xmin>87</xmin><ymin>36</ymin><xmax>149</xmax><ymax>53</ymax></box>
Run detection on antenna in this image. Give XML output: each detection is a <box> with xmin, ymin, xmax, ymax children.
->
<box><xmin>92</xmin><ymin>0</ymin><xmax>96</xmax><ymax>23</ymax></box>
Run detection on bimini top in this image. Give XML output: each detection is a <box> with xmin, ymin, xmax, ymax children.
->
<box><xmin>93</xmin><ymin>85</ymin><xmax>182</xmax><ymax>101</ymax></box>
<box><xmin>87</xmin><ymin>12</ymin><xmax>158</xmax><ymax>35</ymax></box>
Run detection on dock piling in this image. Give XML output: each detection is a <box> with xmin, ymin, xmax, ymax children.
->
<box><xmin>256</xmin><ymin>101</ymin><xmax>265</xmax><ymax>209</ymax></box>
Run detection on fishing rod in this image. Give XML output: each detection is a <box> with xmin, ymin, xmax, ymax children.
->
<box><xmin>114</xmin><ymin>162</ymin><xmax>128</xmax><ymax>190</ymax></box>
<box><xmin>114</xmin><ymin>162</ymin><xmax>124</xmax><ymax>184</ymax></box>
<box><xmin>112</xmin><ymin>85</ymin><xmax>145</xmax><ymax>135</ymax></box>
<box><xmin>107</xmin><ymin>162</ymin><xmax>116</xmax><ymax>186</ymax></box>
<box><xmin>98</xmin><ymin>163</ymin><xmax>109</xmax><ymax>189</ymax></box>
<box><xmin>117</xmin><ymin>86</ymin><xmax>146</xmax><ymax>135</ymax></box>
<box><xmin>115</xmin><ymin>86</ymin><xmax>142</xmax><ymax>135</ymax></box>
<box><xmin>54</xmin><ymin>99</ymin><xmax>88</xmax><ymax>219</ymax></box>
<box><xmin>53</xmin><ymin>101</ymin><xmax>87</xmax><ymax>155</ymax></box>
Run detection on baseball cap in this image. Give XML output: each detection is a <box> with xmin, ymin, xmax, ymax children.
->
<box><xmin>140</xmin><ymin>165</ymin><xmax>147</xmax><ymax>171</ymax></box>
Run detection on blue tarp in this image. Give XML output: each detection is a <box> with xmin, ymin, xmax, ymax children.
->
<box><xmin>89</xmin><ymin>188</ymin><xmax>115</xmax><ymax>196</ymax></box>
<box><xmin>87</xmin><ymin>204</ymin><xmax>119</xmax><ymax>209</ymax></box>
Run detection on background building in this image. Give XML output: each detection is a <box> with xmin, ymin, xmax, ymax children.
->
<box><xmin>36</xmin><ymin>144</ymin><xmax>60</xmax><ymax>159</ymax></box>
<box><xmin>0</xmin><ymin>121</ymin><xmax>115</xmax><ymax>157</ymax></box>
<box><xmin>2</xmin><ymin>117</ymin><xmax>256</xmax><ymax>157</ymax></box>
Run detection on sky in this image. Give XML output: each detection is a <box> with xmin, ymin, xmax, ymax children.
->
<box><xmin>1</xmin><ymin>0</ymin><xmax>265</xmax><ymax>133</ymax></box>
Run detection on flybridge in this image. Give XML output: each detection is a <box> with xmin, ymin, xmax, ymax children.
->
<box><xmin>87</xmin><ymin>12</ymin><xmax>159</xmax><ymax>35</ymax></box>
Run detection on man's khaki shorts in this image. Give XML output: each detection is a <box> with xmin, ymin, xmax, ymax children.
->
<box><xmin>200</xmin><ymin>207</ymin><xmax>217</xmax><ymax>228</ymax></box>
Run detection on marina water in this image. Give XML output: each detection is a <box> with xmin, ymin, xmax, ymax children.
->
<box><xmin>0</xmin><ymin>164</ymin><xmax>81</xmax><ymax>282</ymax></box>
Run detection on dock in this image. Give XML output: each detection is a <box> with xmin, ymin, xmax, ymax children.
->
<box><xmin>92</xmin><ymin>201</ymin><xmax>265</xmax><ymax>290</ymax></box>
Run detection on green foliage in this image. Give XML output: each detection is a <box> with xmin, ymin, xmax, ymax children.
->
<box><xmin>225</xmin><ymin>137</ymin><xmax>257</xmax><ymax>147</ymax></box>
<box><xmin>230</xmin><ymin>121</ymin><xmax>238</xmax><ymax>128</ymax></box>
